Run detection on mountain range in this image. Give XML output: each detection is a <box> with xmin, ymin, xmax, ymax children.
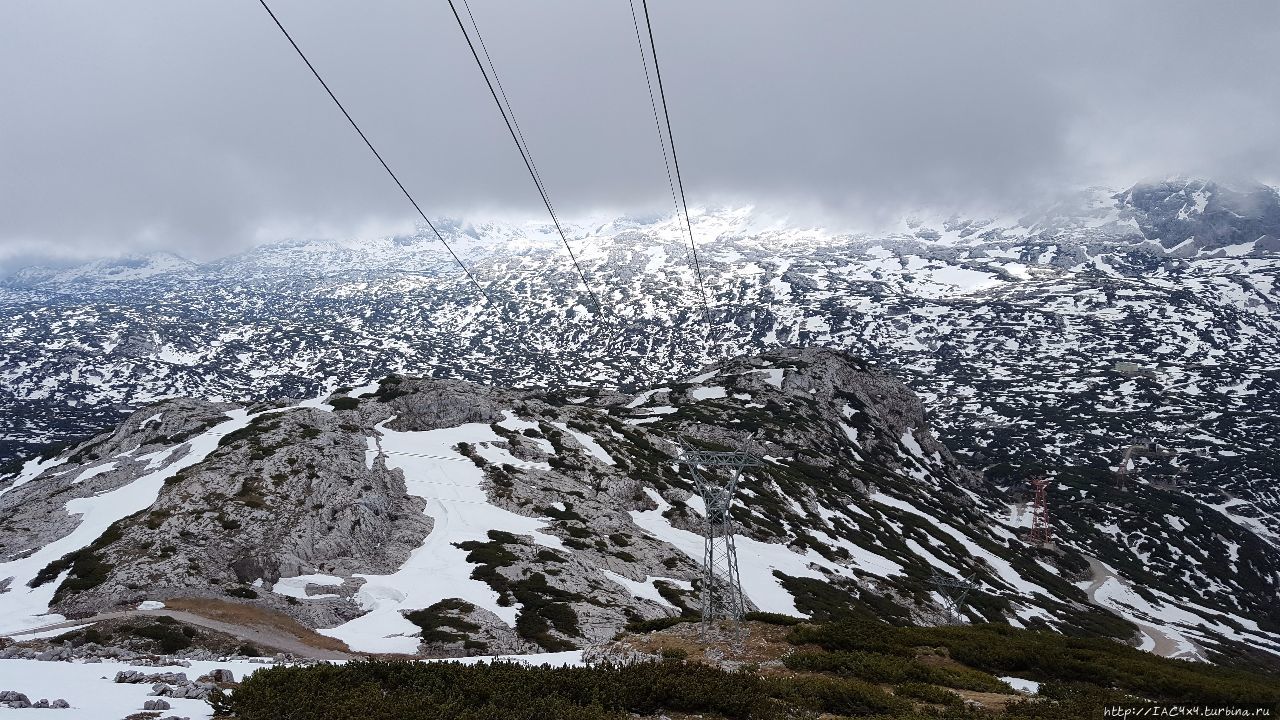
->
<box><xmin>0</xmin><ymin>177</ymin><xmax>1277</xmax><ymax>664</ymax></box>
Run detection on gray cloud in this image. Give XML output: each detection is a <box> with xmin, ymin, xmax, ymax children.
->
<box><xmin>2</xmin><ymin>0</ymin><xmax>1278</xmax><ymax>272</ymax></box>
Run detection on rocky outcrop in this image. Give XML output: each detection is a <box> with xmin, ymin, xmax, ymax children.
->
<box><xmin>0</xmin><ymin>691</ymin><xmax>68</xmax><ymax>709</ymax></box>
<box><xmin>11</xmin><ymin>347</ymin><xmax>1269</xmax><ymax>661</ymax></box>
<box><xmin>114</xmin><ymin>670</ymin><xmax>219</xmax><ymax>701</ymax></box>
<box><xmin>0</xmin><ymin>349</ymin><xmax>998</xmax><ymax>655</ymax></box>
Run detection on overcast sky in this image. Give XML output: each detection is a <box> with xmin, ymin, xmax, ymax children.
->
<box><xmin>2</xmin><ymin>1</ymin><xmax>1278</xmax><ymax>273</ymax></box>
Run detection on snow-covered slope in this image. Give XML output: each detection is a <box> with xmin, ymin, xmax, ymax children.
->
<box><xmin>1</xmin><ymin>349</ymin><xmax>1277</xmax><ymax>664</ymax></box>
<box><xmin>0</xmin><ymin>179</ymin><xmax>1277</xmax><ymax>662</ymax></box>
<box><xmin>2</xmin><ymin>180</ymin><xmax>1275</xmax><ymax>557</ymax></box>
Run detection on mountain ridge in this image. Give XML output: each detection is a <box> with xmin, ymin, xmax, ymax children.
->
<box><xmin>4</xmin><ymin>177</ymin><xmax>1279</xmax><ymax>290</ymax></box>
<box><xmin>1</xmin><ymin>349</ymin><xmax>1277</xmax><ymax>667</ymax></box>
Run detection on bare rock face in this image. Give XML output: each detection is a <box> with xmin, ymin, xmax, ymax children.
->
<box><xmin>0</xmin><ymin>398</ymin><xmax>232</xmax><ymax>565</ymax></box>
<box><xmin>2</xmin><ymin>348</ymin><xmax>1138</xmax><ymax>657</ymax></box>
<box><xmin>37</xmin><ymin>403</ymin><xmax>434</xmax><ymax>626</ymax></box>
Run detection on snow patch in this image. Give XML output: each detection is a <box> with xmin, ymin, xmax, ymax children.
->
<box><xmin>553</xmin><ymin>422</ymin><xmax>615</xmax><ymax>465</ymax></box>
<box><xmin>273</xmin><ymin>574</ymin><xmax>345</xmax><ymax>601</ymax></box>
<box><xmin>900</xmin><ymin>429</ymin><xmax>924</xmax><ymax>457</ymax></box>
<box><xmin>70</xmin><ymin>461</ymin><xmax>118</xmax><ymax>485</ymax></box>
<box><xmin>689</xmin><ymin>385</ymin><xmax>727</xmax><ymax>400</ymax></box>
<box><xmin>320</xmin><ymin>418</ymin><xmax>564</xmax><ymax>654</ymax></box>
<box><xmin>1000</xmin><ymin>676</ymin><xmax>1040</xmax><ymax>694</ymax></box>
<box><xmin>601</xmin><ymin>570</ymin><xmax>680</xmax><ymax>611</ymax></box>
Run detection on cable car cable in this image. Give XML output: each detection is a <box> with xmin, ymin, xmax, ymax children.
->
<box><xmin>446</xmin><ymin>0</ymin><xmax>603</xmax><ymax>314</ymax></box>
<box><xmin>637</xmin><ymin>0</ymin><xmax>714</xmax><ymax>339</ymax></box>
<box><xmin>256</xmin><ymin>0</ymin><xmax>492</xmax><ymax>305</ymax></box>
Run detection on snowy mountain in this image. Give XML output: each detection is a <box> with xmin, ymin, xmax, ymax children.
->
<box><xmin>0</xmin><ymin>178</ymin><xmax>1277</xmax><ymax>660</ymax></box>
<box><xmin>2</xmin><ymin>348</ymin><xmax>1276</xmax><ymax>664</ymax></box>
<box><xmin>3</xmin><ymin>252</ymin><xmax>197</xmax><ymax>290</ymax></box>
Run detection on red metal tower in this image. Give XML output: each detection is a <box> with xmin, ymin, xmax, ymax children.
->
<box><xmin>1028</xmin><ymin>476</ymin><xmax>1053</xmax><ymax>546</ymax></box>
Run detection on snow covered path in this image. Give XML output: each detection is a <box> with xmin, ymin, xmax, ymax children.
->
<box><xmin>1082</xmin><ymin>557</ymin><xmax>1206</xmax><ymax>661</ymax></box>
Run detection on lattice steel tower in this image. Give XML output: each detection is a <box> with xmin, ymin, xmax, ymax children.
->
<box><xmin>1028</xmin><ymin>476</ymin><xmax>1053</xmax><ymax>546</ymax></box>
<box><xmin>677</xmin><ymin>435</ymin><xmax>761</xmax><ymax>637</ymax></box>
<box><xmin>930</xmin><ymin>569</ymin><xmax>978</xmax><ymax>625</ymax></box>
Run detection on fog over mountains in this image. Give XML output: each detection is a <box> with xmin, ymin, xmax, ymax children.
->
<box><xmin>0</xmin><ymin>175</ymin><xmax>1277</xmax><ymax>676</ymax></box>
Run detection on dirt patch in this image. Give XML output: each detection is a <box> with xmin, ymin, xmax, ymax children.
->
<box><xmin>912</xmin><ymin>646</ymin><xmax>968</xmax><ymax>669</ymax></box>
<box><xmin>621</xmin><ymin>621</ymin><xmax>1026</xmax><ymax>716</ymax></box>
<box><xmin>950</xmin><ymin>688</ymin><xmax>1024</xmax><ymax>712</ymax></box>
<box><xmin>617</xmin><ymin>620</ymin><xmax>814</xmax><ymax>669</ymax></box>
<box><xmin>162</xmin><ymin>598</ymin><xmax>351</xmax><ymax>655</ymax></box>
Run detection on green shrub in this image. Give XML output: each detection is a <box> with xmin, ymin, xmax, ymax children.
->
<box><xmin>766</xmin><ymin>675</ymin><xmax>908</xmax><ymax>716</ymax></box>
<box><xmin>213</xmin><ymin>658</ymin><xmax>780</xmax><ymax>720</ymax></box>
<box><xmin>131</xmin><ymin>622</ymin><xmax>193</xmax><ymax>654</ymax></box>
<box><xmin>743</xmin><ymin>611</ymin><xmax>804</xmax><ymax>626</ymax></box>
<box><xmin>895</xmin><ymin>682</ymin><xmax>964</xmax><ymax>706</ymax></box>
<box><xmin>659</xmin><ymin>647</ymin><xmax>689</xmax><ymax>661</ymax></box>
<box><xmin>329</xmin><ymin>397</ymin><xmax>360</xmax><ymax>411</ymax></box>
<box><xmin>535</xmin><ymin>550</ymin><xmax>566</xmax><ymax>563</ymax></box>
<box><xmin>787</xmin><ymin>618</ymin><xmax>1280</xmax><ymax>704</ymax></box>
<box><xmin>145</xmin><ymin>510</ymin><xmax>170</xmax><ymax>529</ymax></box>
<box><xmin>624</xmin><ymin>615</ymin><xmax>694</xmax><ymax>633</ymax></box>
<box><xmin>405</xmin><ymin>600</ymin><xmax>480</xmax><ymax>644</ymax></box>
<box><xmin>31</xmin><ymin>522</ymin><xmax>124</xmax><ymax>600</ymax></box>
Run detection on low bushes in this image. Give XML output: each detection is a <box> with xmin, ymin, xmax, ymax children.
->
<box><xmin>782</xmin><ymin>650</ymin><xmax>1008</xmax><ymax>693</ymax></box>
<box><xmin>213</xmin><ymin>615</ymin><xmax>1280</xmax><ymax>719</ymax></box>
<box><xmin>404</xmin><ymin>599</ymin><xmax>480</xmax><ymax>644</ymax></box>
<box><xmin>894</xmin><ymin>682</ymin><xmax>963</xmax><ymax>706</ymax></box>
<box><xmin>29</xmin><ymin>521</ymin><xmax>124</xmax><ymax>600</ymax></box>
<box><xmin>131</xmin><ymin>621</ymin><xmax>193</xmax><ymax>654</ymax></box>
<box><xmin>624</xmin><ymin>615</ymin><xmax>694</xmax><ymax>634</ymax></box>
<box><xmin>212</xmin><ymin>659</ymin><xmax>780</xmax><ymax>720</ymax></box>
<box><xmin>741</xmin><ymin>611</ymin><xmax>803</xmax><ymax>626</ymax></box>
<box><xmin>786</xmin><ymin>618</ymin><xmax>1280</xmax><ymax>705</ymax></box>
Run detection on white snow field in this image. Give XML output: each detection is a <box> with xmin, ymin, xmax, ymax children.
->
<box><xmin>0</xmin><ymin>651</ymin><xmax>583</xmax><ymax>720</ymax></box>
<box><xmin>318</xmin><ymin>417</ymin><xmax>564</xmax><ymax>654</ymax></box>
<box><xmin>0</xmin><ymin>658</ymin><xmax>261</xmax><ymax>720</ymax></box>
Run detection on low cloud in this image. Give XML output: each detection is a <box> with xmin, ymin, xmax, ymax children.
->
<box><xmin>3</xmin><ymin>0</ymin><xmax>1278</xmax><ymax>272</ymax></box>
